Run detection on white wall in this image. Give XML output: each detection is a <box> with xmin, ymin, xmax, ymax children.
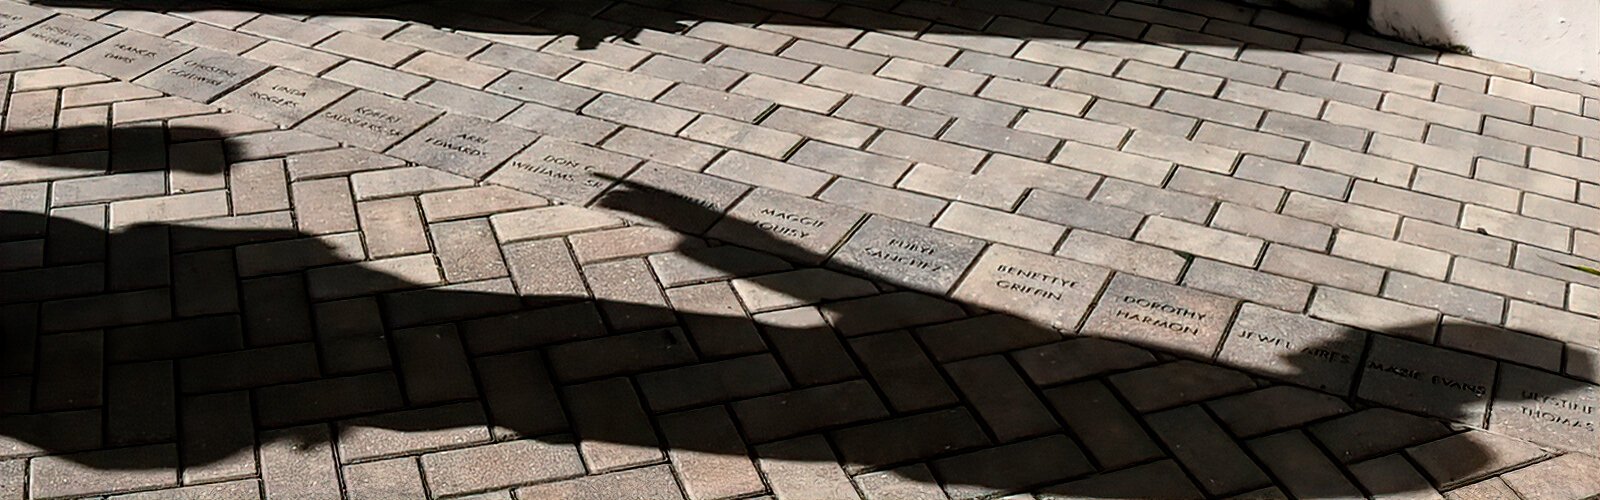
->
<box><xmin>1369</xmin><ymin>0</ymin><xmax>1600</xmax><ymax>84</ymax></box>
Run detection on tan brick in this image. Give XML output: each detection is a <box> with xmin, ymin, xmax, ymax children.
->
<box><xmin>1137</xmin><ymin>216</ymin><xmax>1263</xmax><ymax>266</ymax></box>
<box><xmin>1309</xmin><ymin>288</ymin><xmax>1438</xmax><ymax>342</ymax></box>
<box><xmin>1058</xmin><ymin>230</ymin><xmax>1186</xmax><ymax>283</ymax></box>
<box><xmin>934</xmin><ymin>202</ymin><xmax>1064</xmax><ymax>252</ymax></box>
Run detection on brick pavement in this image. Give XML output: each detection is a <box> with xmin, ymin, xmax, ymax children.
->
<box><xmin>1</xmin><ymin>0</ymin><xmax>1600</xmax><ymax>497</ymax></box>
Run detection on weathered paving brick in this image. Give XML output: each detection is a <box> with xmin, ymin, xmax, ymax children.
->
<box><xmin>422</xmin><ymin>440</ymin><xmax>584</xmax><ymax>497</ymax></box>
<box><xmin>1084</xmin><ymin>274</ymin><xmax>1239</xmax><ymax>358</ymax></box>
<box><xmin>1145</xmin><ymin>405</ymin><xmax>1271</xmax><ymax>496</ymax></box>
<box><xmin>1408</xmin><ymin>431</ymin><xmax>1547</xmax><ymax>489</ymax></box>
<box><xmin>1053</xmin><ymin>66</ymin><xmax>1164</xmax><ymax>107</ymax></box>
<box><xmin>934</xmin><ymin>202</ymin><xmax>1064</xmax><ymax>253</ymax></box>
<box><xmin>1052</xmin><ymin>142</ymin><xmax>1172</xmax><ymax>186</ymax></box>
<box><xmin>1136</xmin><ymin>216</ymin><xmax>1264</xmax><ymax>267</ymax></box>
<box><xmin>390</xmin><ymin>114</ymin><xmax>537</xmax><ymax>179</ymax></box>
<box><xmin>299</xmin><ymin>91</ymin><xmax>440</xmax><ymax>151</ymax></box>
<box><xmin>1211</xmin><ymin>203</ymin><xmax>1332</xmax><ymax>251</ymax></box>
<box><xmin>215</xmin><ymin>67</ymin><xmax>352</xmax><ymax>127</ymax></box>
<box><xmin>1310</xmin><ymin>287</ymin><xmax>1439</xmax><ymax>342</ymax></box>
<box><xmin>933</xmin><ymin>435</ymin><xmax>1093</xmax><ymax>500</ymax></box>
<box><xmin>829</xmin><ymin>215</ymin><xmax>985</xmax><ymax>294</ymax></box>
<box><xmin>1281</xmin><ymin>192</ymin><xmax>1399</xmax><ymax>237</ymax></box>
<box><xmin>1359</xmin><ymin>335</ymin><xmax>1497</xmax><ymax>425</ymax></box>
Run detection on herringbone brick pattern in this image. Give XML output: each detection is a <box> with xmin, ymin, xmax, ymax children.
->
<box><xmin>1</xmin><ymin>0</ymin><xmax>1599</xmax><ymax>497</ymax></box>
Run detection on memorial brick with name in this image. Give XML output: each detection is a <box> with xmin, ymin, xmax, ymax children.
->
<box><xmin>950</xmin><ymin>245</ymin><xmax>1111</xmax><ymax>332</ymax></box>
<box><xmin>215</xmin><ymin>68</ymin><xmax>353</xmax><ymax>127</ymax></box>
<box><xmin>830</xmin><ymin>216</ymin><xmax>985</xmax><ymax>295</ymax></box>
<box><xmin>390</xmin><ymin>115</ymin><xmax>537</xmax><ymax>180</ymax></box>
<box><xmin>1081</xmin><ymin>274</ymin><xmax>1237</xmax><ymax>358</ymax></box>
<box><xmin>0</xmin><ymin>3</ymin><xmax>49</xmax><ymax>41</ymax></box>
<box><xmin>63</xmin><ymin>30</ymin><xmax>188</xmax><ymax>80</ymax></box>
<box><xmin>1357</xmin><ymin>335</ymin><xmax>1497</xmax><ymax>425</ymax></box>
<box><xmin>298</xmin><ymin>91</ymin><xmax>441</xmax><ymax>151</ymax></box>
<box><xmin>2</xmin><ymin>15</ymin><xmax>118</xmax><ymax>61</ymax></box>
<box><xmin>485</xmin><ymin>137</ymin><xmax>641</xmax><ymax>204</ymax></box>
<box><xmin>596</xmin><ymin>163</ymin><xmax>750</xmax><ymax>234</ymax></box>
<box><xmin>1216</xmin><ymin>304</ymin><xmax>1366</xmax><ymax>395</ymax></box>
<box><xmin>708</xmin><ymin>189</ymin><xmax>864</xmax><ymax>265</ymax></box>
<box><xmin>1489</xmin><ymin>364</ymin><xmax>1599</xmax><ymax>455</ymax></box>
<box><xmin>134</xmin><ymin>48</ymin><xmax>269</xmax><ymax>102</ymax></box>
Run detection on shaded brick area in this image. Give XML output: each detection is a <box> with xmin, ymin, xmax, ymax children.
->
<box><xmin>2</xmin><ymin>0</ymin><xmax>1600</xmax><ymax>496</ymax></box>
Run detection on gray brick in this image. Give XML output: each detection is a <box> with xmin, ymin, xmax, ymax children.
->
<box><xmin>876</xmin><ymin>57</ymin><xmax>987</xmax><ymax>94</ymax></box>
<box><xmin>680</xmin><ymin>115</ymin><xmax>802</xmax><ymax>158</ymax></box>
<box><xmin>1435</xmin><ymin>85</ymin><xmax>1532</xmax><ymax>124</ymax></box>
<box><xmin>934</xmin><ymin>202</ymin><xmax>1064</xmax><ymax>253</ymax></box>
<box><xmin>501</xmin><ymin>103</ymin><xmax>619</xmax><ymax>145</ymax></box>
<box><xmin>634</xmin><ymin>55</ymin><xmax>744</xmax><ymax>90</ymax></box>
<box><xmin>760</xmin><ymin>107</ymin><xmax>876</xmax><ymax>148</ymax></box>
<box><xmin>1136</xmin><ymin>216</ymin><xmax>1264</xmax><ymax>267</ymax></box>
<box><xmin>979</xmin><ymin>78</ymin><xmax>1091</xmax><ymax>115</ymax></box>
<box><xmin>1220</xmin><ymin>81</ymin><xmax>1325</xmax><ymax>118</ymax></box>
<box><xmin>1352</xmin><ymin>181</ymin><xmax>1461</xmax><ymax>225</ymax></box>
<box><xmin>1399</xmin><ymin>219</ymin><xmax>1513</xmax><ymax>265</ymax></box>
<box><xmin>583</xmin><ymin>93</ymin><xmax>697</xmax><ymax>135</ymax></box>
<box><xmin>409</xmin><ymin>82</ymin><xmax>519</xmax><ymax>121</ymax></box>
<box><xmin>1121</xmin><ymin>131</ymin><xmax>1239</xmax><ymax>174</ymax></box>
<box><xmin>1118</xmin><ymin>60</ymin><xmax>1223</xmax><ymax>95</ymax></box>
<box><xmin>941</xmin><ymin>119</ymin><xmax>1059</xmax><ymax>161</ymax></box>
<box><xmin>1523</xmin><ymin>193</ymin><xmax>1600</xmax><ymax>232</ymax></box>
<box><xmin>1384</xmin><ymin>273</ymin><xmax>1505</xmax><ymax>324</ymax></box>
<box><xmin>561</xmin><ymin>62</ymin><xmax>673</xmax><ymax>100</ymax></box>
<box><xmin>1013</xmin><ymin>110</ymin><xmax>1130</xmax><ymax>148</ymax></box>
<box><xmin>731</xmin><ymin>74</ymin><xmax>844</xmax><ymax>113</ymax></box>
<box><xmin>1183</xmin><ymin>258</ymin><xmax>1313</xmax><ymax>312</ymax></box>
<box><xmin>1425</xmin><ymin>125</ymin><xmax>1528</xmax><ymax>165</ymax></box>
<box><xmin>1155</xmin><ymin>91</ymin><xmax>1265</xmax><ymax>129</ymax></box>
<box><xmin>1092</xmin><ymin>178</ymin><xmax>1215</xmax><ymax>224</ymax></box>
<box><xmin>601</xmin><ymin>128</ymin><xmax>721</xmax><ymax>171</ymax></box>
<box><xmin>1015</xmin><ymin>41</ymin><xmax>1122</xmax><ymax>75</ymax></box>
<box><xmin>1529</xmin><ymin>147</ymin><xmax>1600</xmax><ymax>183</ymax></box>
<box><xmin>1084</xmin><ymin>99</ymin><xmax>1197</xmax><ymax>137</ymax></box>
<box><xmin>951</xmin><ymin>50</ymin><xmax>1055</xmax><ymax>84</ymax></box>
<box><xmin>789</xmin><ymin>141</ymin><xmax>912</xmax><ymax>185</ymax></box>
<box><xmin>868</xmin><ymin>131</ymin><xmax>988</xmax><ymax>173</ymax></box>
<box><xmin>976</xmin><ymin>154</ymin><xmax>1101</xmax><ymax>198</ymax></box>
<box><xmin>1052</xmin><ymin>142</ymin><xmax>1172</xmax><ymax>186</ymax></box>
<box><xmin>1334</xmin><ymin>231</ymin><xmax>1451</xmax><ymax>279</ymax></box>
<box><xmin>806</xmin><ymin>65</ymin><xmax>917</xmax><ymax>103</ymax></box>
<box><xmin>1017</xmin><ymin>190</ymin><xmax>1143</xmax><ymax>238</ymax></box>
<box><xmin>323</xmin><ymin>60</ymin><xmax>429</xmax><ymax>97</ymax></box>
<box><xmin>1052</xmin><ymin>67</ymin><xmax>1161</xmax><ymax>106</ymax></box>
<box><xmin>898</xmin><ymin>163</ymin><xmax>1025</xmax><ymax>209</ymax></box>
<box><xmin>819</xmin><ymin>178</ymin><xmax>945</xmax><ymax>225</ymax></box>
<box><xmin>1366</xmin><ymin>134</ymin><xmax>1474</xmax><ymax>177</ymax></box>
<box><xmin>1260</xmin><ymin>243</ymin><xmax>1384</xmax><ymax>294</ymax></box>
<box><xmin>1277</xmin><ymin>75</ymin><xmax>1378</xmax><ymax>111</ymax></box>
<box><xmin>1534</xmin><ymin>107</ymin><xmax>1600</xmax><ymax>139</ymax></box>
<box><xmin>1461</xmin><ymin>204</ymin><xmax>1570</xmax><ymax>250</ymax></box>
<box><xmin>780</xmin><ymin>39</ymin><xmax>887</xmax><ymax>73</ymax></box>
<box><xmin>1179</xmin><ymin>52</ymin><xmax>1282</xmax><ymax>87</ymax></box>
<box><xmin>1477</xmin><ymin>157</ymin><xmax>1578</xmax><ymax>199</ymax></box>
<box><xmin>1213</xmin><ymin>203</ymin><xmax>1333</xmax><ymax>251</ymax></box>
<box><xmin>487</xmin><ymin>72</ymin><xmax>598</xmax><ymax>111</ymax></box>
<box><xmin>834</xmin><ymin>95</ymin><xmax>949</xmax><ymax>137</ymax></box>
<box><xmin>852</xmin><ymin>31</ymin><xmax>957</xmax><ymax>65</ymax></box>
<box><xmin>1309</xmin><ymin>288</ymin><xmax>1438</xmax><ymax>342</ymax></box>
<box><xmin>1486</xmin><ymin>117</ymin><xmax>1580</xmax><ymax>154</ymax></box>
<box><xmin>909</xmin><ymin>88</ymin><xmax>1022</xmax><ymax>126</ymax></box>
<box><xmin>1168</xmin><ymin>168</ymin><xmax>1285</xmax><ymax>211</ymax></box>
<box><xmin>705</xmin><ymin>151</ymin><xmax>831</xmax><ymax>197</ymax></box>
<box><xmin>1489</xmin><ymin>76</ymin><xmax>1583</xmax><ymax>113</ymax></box>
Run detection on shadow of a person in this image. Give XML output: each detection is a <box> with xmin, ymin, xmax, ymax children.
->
<box><xmin>0</xmin><ymin>128</ymin><xmax>1587</xmax><ymax>498</ymax></box>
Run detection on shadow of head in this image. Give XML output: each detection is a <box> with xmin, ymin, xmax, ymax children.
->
<box><xmin>21</xmin><ymin>0</ymin><xmax>1445</xmax><ymax>55</ymax></box>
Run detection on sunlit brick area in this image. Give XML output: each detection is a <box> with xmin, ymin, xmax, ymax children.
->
<box><xmin>1</xmin><ymin>0</ymin><xmax>1598</xmax><ymax>497</ymax></box>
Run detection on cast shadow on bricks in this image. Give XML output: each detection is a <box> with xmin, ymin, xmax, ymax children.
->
<box><xmin>0</xmin><ymin>129</ymin><xmax>1570</xmax><ymax>499</ymax></box>
<box><xmin>26</xmin><ymin>0</ymin><xmax>1442</xmax><ymax>54</ymax></box>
